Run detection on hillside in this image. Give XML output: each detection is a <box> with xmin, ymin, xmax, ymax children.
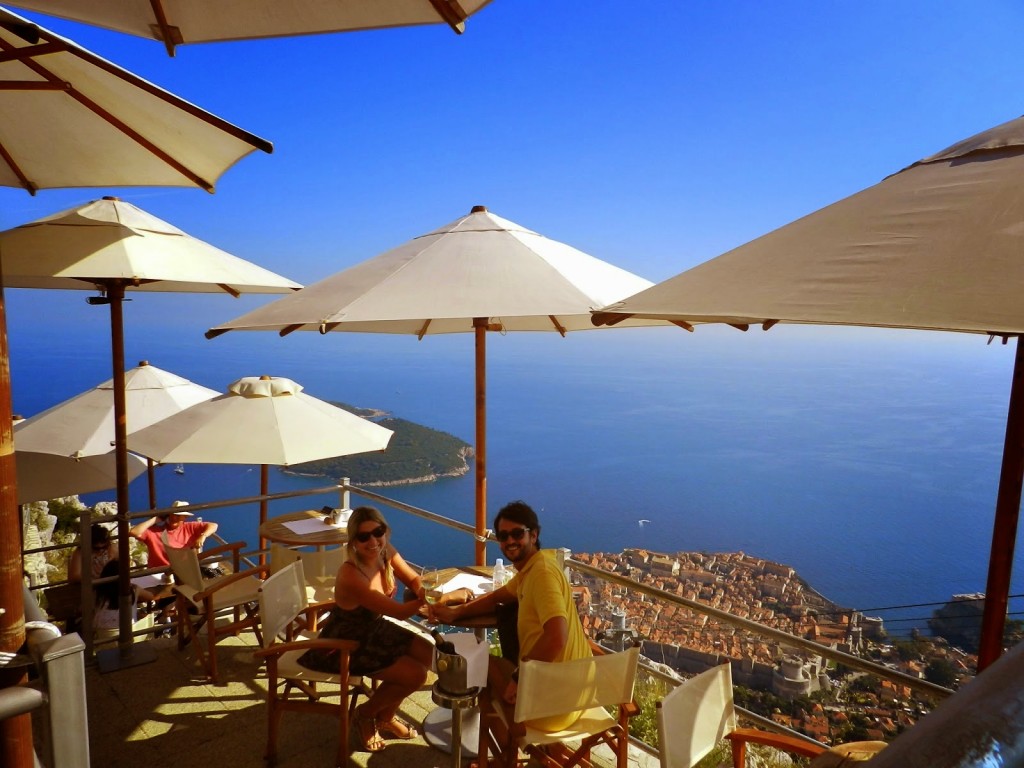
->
<box><xmin>284</xmin><ymin>403</ymin><xmax>472</xmax><ymax>486</ymax></box>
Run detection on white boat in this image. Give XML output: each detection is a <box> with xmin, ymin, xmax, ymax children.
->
<box><xmin>174</xmin><ymin>464</ymin><xmax>185</xmax><ymax>475</ymax></box>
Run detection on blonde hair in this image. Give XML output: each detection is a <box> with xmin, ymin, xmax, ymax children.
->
<box><xmin>345</xmin><ymin>506</ymin><xmax>394</xmax><ymax>594</ymax></box>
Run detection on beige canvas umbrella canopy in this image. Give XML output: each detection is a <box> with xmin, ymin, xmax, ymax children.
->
<box><xmin>128</xmin><ymin>375</ymin><xmax>395</xmax><ymax>551</ymax></box>
<box><xmin>13</xmin><ymin>361</ymin><xmax>219</xmax><ymax>505</ymax></box>
<box><xmin>209</xmin><ymin>205</ymin><xmax>665</xmax><ymax>564</ymax></box>
<box><xmin>15</xmin><ymin>450</ymin><xmax>147</xmax><ymax>505</ymax></box>
<box><xmin>593</xmin><ymin>113</ymin><xmax>1024</xmax><ymax>670</ymax></box>
<box><xmin>7</xmin><ymin>0</ymin><xmax>495</xmax><ymax>56</ymax></box>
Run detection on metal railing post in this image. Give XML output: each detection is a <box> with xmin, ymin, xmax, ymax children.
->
<box><xmin>29</xmin><ymin>631</ymin><xmax>90</xmax><ymax>768</ymax></box>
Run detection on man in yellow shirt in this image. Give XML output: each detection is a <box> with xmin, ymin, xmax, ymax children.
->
<box><xmin>431</xmin><ymin>500</ymin><xmax>592</xmax><ymax>732</ymax></box>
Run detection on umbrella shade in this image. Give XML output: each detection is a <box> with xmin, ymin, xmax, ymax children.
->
<box><xmin>0</xmin><ymin>7</ymin><xmax>272</xmax><ymax>193</ymax></box>
<box><xmin>594</xmin><ymin>114</ymin><xmax>1024</xmax><ymax>670</ymax></box>
<box><xmin>6</xmin><ymin>0</ymin><xmax>495</xmax><ymax>55</ymax></box>
<box><xmin>16</xmin><ymin>450</ymin><xmax>147</xmax><ymax>505</ymax></box>
<box><xmin>15</xmin><ymin>361</ymin><xmax>219</xmax><ymax>458</ymax></box>
<box><xmin>208</xmin><ymin>205</ymin><xmax>666</xmax><ymax>564</ymax></box>
<box><xmin>128</xmin><ymin>375</ymin><xmax>394</xmax><ymax>466</ymax></box>
<box><xmin>0</xmin><ymin>197</ymin><xmax>303</xmax><ymax>293</ymax></box>
<box><xmin>595</xmin><ymin>115</ymin><xmax>1024</xmax><ymax>334</ymax></box>
<box><xmin>208</xmin><ymin>205</ymin><xmax>658</xmax><ymax>335</ymax></box>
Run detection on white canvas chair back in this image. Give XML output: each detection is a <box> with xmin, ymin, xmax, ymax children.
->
<box><xmin>258</xmin><ymin>560</ymin><xmax>308</xmax><ymax>649</ymax></box>
<box><xmin>269</xmin><ymin>543</ymin><xmax>302</xmax><ymax>574</ymax></box>
<box><xmin>657</xmin><ymin>663</ymin><xmax>737</xmax><ymax>768</ymax></box>
<box><xmin>514</xmin><ymin>645</ymin><xmax>639</xmax><ymax>724</ymax></box>
<box><xmin>301</xmin><ymin>547</ymin><xmax>344</xmax><ymax>580</ymax></box>
<box><xmin>165</xmin><ymin>545</ymin><xmax>205</xmax><ymax>591</ymax></box>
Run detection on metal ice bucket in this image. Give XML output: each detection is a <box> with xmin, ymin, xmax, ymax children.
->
<box><xmin>436</xmin><ymin>647</ymin><xmax>470</xmax><ymax>695</ymax></box>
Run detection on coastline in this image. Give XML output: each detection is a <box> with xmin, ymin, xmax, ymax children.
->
<box><xmin>281</xmin><ymin>464</ymin><xmax>470</xmax><ymax>487</ymax></box>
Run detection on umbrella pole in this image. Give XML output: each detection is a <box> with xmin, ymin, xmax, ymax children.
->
<box><xmin>978</xmin><ymin>336</ymin><xmax>1024</xmax><ymax>671</ymax></box>
<box><xmin>147</xmin><ymin>458</ymin><xmax>157</xmax><ymax>509</ymax></box>
<box><xmin>98</xmin><ymin>282</ymin><xmax>154</xmax><ymax>671</ymax></box>
<box><xmin>0</xmin><ymin>268</ymin><xmax>34</xmax><ymax>768</ymax></box>
<box><xmin>260</xmin><ymin>464</ymin><xmax>269</xmax><ymax>566</ymax></box>
<box><xmin>474</xmin><ymin>318</ymin><xmax>487</xmax><ymax>566</ymax></box>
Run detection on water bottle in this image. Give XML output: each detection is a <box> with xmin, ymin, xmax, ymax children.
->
<box><xmin>493</xmin><ymin>558</ymin><xmax>506</xmax><ymax>590</ymax></box>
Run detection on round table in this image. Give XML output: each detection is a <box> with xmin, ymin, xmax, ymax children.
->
<box><xmin>258</xmin><ymin>509</ymin><xmax>349</xmax><ymax>549</ymax></box>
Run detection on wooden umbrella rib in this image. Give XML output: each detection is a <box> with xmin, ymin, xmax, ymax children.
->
<box><xmin>42</xmin><ymin>28</ymin><xmax>273</xmax><ymax>155</ymax></box>
<box><xmin>0</xmin><ymin>41</ymin><xmax>64</xmax><ymax>64</ymax></box>
<box><xmin>547</xmin><ymin>315</ymin><xmax>567</xmax><ymax>337</ymax></box>
<box><xmin>148</xmin><ymin>0</ymin><xmax>182</xmax><ymax>57</ymax></box>
<box><xmin>0</xmin><ymin>139</ymin><xmax>36</xmax><ymax>194</ymax></box>
<box><xmin>216</xmin><ymin>283</ymin><xmax>241</xmax><ymax>298</ymax></box>
<box><xmin>0</xmin><ymin>35</ymin><xmax>219</xmax><ymax>191</ymax></box>
<box><xmin>427</xmin><ymin>0</ymin><xmax>469</xmax><ymax>33</ymax></box>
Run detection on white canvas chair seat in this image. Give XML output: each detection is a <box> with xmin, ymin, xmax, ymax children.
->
<box><xmin>481</xmin><ymin>644</ymin><xmax>640</xmax><ymax>768</ymax></box>
<box><xmin>254</xmin><ymin>561</ymin><xmax>371</xmax><ymax>767</ymax></box>
<box><xmin>657</xmin><ymin>662</ymin><xmax>826</xmax><ymax>768</ymax></box>
<box><xmin>166</xmin><ymin>544</ymin><xmax>267</xmax><ymax>681</ymax></box>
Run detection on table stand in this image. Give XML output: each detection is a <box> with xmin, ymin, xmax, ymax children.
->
<box><xmin>426</xmin><ymin>683</ymin><xmax>480</xmax><ymax>765</ymax></box>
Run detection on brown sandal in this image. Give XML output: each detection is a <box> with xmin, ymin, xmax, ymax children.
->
<box><xmin>353</xmin><ymin>709</ymin><xmax>386</xmax><ymax>752</ymax></box>
<box><xmin>377</xmin><ymin>715</ymin><xmax>418</xmax><ymax>740</ymax></box>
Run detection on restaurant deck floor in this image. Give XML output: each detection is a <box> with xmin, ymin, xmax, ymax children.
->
<box><xmin>64</xmin><ymin>630</ymin><xmax>654</xmax><ymax>768</ymax></box>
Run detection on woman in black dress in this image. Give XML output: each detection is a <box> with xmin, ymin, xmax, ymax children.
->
<box><xmin>299</xmin><ymin>506</ymin><xmax>431</xmax><ymax>752</ymax></box>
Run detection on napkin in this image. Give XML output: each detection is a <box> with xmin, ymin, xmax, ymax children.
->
<box><xmin>440</xmin><ymin>572</ymin><xmax>492</xmax><ymax>596</ymax></box>
<box><xmin>442</xmin><ymin>632</ymin><xmax>489</xmax><ymax>689</ymax></box>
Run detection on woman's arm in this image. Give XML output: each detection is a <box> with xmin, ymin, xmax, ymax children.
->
<box><xmin>390</xmin><ymin>550</ymin><xmax>425</xmax><ymax>601</ymax></box>
<box><xmin>68</xmin><ymin>548</ymin><xmax>83</xmax><ymax>582</ymax></box>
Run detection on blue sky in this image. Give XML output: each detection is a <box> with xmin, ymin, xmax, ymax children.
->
<box><xmin>4</xmin><ymin>1</ymin><xmax>1024</xmax><ymax>349</ymax></box>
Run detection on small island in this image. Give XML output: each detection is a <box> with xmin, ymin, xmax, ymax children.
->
<box><xmin>284</xmin><ymin>402</ymin><xmax>472</xmax><ymax>486</ymax></box>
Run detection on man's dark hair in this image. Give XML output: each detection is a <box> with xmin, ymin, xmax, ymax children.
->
<box><xmin>494</xmin><ymin>500</ymin><xmax>542</xmax><ymax>548</ymax></box>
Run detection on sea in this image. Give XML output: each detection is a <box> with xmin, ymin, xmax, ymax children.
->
<box><xmin>9</xmin><ymin>306</ymin><xmax>1024</xmax><ymax>639</ymax></box>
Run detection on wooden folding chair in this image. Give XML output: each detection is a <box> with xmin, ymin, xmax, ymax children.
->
<box><xmin>165</xmin><ymin>543</ymin><xmax>267</xmax><ymax>682</ymax></box>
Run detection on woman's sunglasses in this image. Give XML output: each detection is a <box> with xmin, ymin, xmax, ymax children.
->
<box><xmin>495</xmin><ymin>526</ymin><xmax>531</xmax><ymax>543</ymax></box>
<box><xmin>354</xmin><ymin>524</ymin><xmax>387</xmax><ymax>543</ymax></box>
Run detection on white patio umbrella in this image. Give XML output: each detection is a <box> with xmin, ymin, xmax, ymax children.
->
<box><xmin>14</xmin><ymin>361</ymin><xmax>219</xmax><ymax>506</ymax></box>
<box><xmin>208</xmin><ymin>205</ymin><xmax>666</xmax><ymax>564</ymax></box>
<box><xmin>0</xmin><ymin>197</ymin><xmax>300</xmax><ymax>658</ymax></box>
<box><xmin>15</xmin><ymin>450</ymin><xmax>147</xmax><ymax>505</ymax></box>
<box><xmin>8</xmin><ymin>0</ymin><xmax>495</xmax><ymax>56</ymax></box>
<box><xmin>128</xmin><ymin>375</ymin><xmax>395</xmax><ymax>552</ymax></box>
<box><xmin>593</xmin><ymin>113</ymin><xmax>1024</xmax><ymax>670</ymax></box>
<box><xmin>0</xmin><ymin>6</ymin><xmax>273</xmax><ymax>690</ymax></box>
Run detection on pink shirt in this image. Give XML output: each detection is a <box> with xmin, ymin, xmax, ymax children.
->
<box><xmin>138</xmin><ymin>522</ymin><xmax>206</xmax><ymax>567</ymax></box>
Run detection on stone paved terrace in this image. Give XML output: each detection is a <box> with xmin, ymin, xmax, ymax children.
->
<box><xmin>57</xmin><ymin>631</ymin><xmax>658</xmax><ymax>768</ymax></box>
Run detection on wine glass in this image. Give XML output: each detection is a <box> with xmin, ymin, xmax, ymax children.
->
<box><xmin>421</xmin><ymin>568</ymin><xmax>443</xmax><ymax>604</ymax></box>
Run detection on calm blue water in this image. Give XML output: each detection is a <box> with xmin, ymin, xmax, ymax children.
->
<box><xmin>10</xmin><ymin>309</ymin><xmax>1023</xmax><ymax>637</ymax></box>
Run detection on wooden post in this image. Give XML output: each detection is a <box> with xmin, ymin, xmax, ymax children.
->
<box><xmin>0</xmin><ymin>263</ymin><xmax>34</xmax><ymax>768</ymax></box>
<box><xmin>474</xmin><ymin>318</ymin><xmax>487</xmax><ymax>566</ymax></box>
<box><xmin>978</xmin><ymin>336</ymin><xmax>1024</xmax><ymax>670</ymax></box>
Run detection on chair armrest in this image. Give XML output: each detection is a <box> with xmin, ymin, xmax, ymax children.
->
<box><xmin>253</xmin><ymin>636</ymin><xmax>359</xmax><ymax>659</ymax></box>
<box><xmin>193</xmin><ymin>565</ymin><xmax>269</xmax><ymax>601</ymax></box>
<box><xmin>727</xmin><ymin>728</ymin><xmax>827</xmax><ymax>759</ymax></box>
<box><xmin>200</xmin><ymin>540</ymin><xmax>245</xmax><ymax>566</ymax></box>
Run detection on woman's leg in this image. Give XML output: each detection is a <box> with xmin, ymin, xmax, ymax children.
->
<box><xmin>358</xmin><ymin>653</ymin><xmax>429</xmax><ymax>723</ymax></box>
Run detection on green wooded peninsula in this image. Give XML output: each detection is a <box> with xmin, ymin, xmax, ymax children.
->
<box><xmin>284</xmin><ymin>403</ymin><xmax>472</xmax><ymax>486</ymax></box>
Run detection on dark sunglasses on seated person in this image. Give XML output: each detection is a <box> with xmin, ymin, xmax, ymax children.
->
<box><xmin>496</xmin><ymin>526</ymin><xmax>531</xmax><ymax>542</ymax></box>
<box><xmin>354</xmin><ymin>524</ymin><xmax>387</xmax><ymax>543</ymax></box>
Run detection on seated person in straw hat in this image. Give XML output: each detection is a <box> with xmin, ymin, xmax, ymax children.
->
<box><xmin>130</xmin><ymin>500</ymin><xmax>218</xmax><ymax>568</ymax></box>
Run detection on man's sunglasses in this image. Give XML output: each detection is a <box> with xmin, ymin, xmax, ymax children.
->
<box><xmin>496</xmin><ymin>526</ymin><xmax>531</xmax><ymax>543</ymax></box>
<box><xmin>354</xmin><ymin>524</ymin><xmax>387</xmax><ymax>543</ymax></box>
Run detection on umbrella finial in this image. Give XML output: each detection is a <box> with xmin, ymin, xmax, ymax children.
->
<box><xmin>102</xmin><ymin>195</ymin><xmax>121</xmax><ymax>201</ymax></box>
<box><xmin>470</xmin><ymin>205</ymin><xmax>487</xmax><ymax>214</ymax></box>
<box><xmin>138</xmin><ymin>360</ymin><xmax>149</xmax><ymax>366</ymax></box>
